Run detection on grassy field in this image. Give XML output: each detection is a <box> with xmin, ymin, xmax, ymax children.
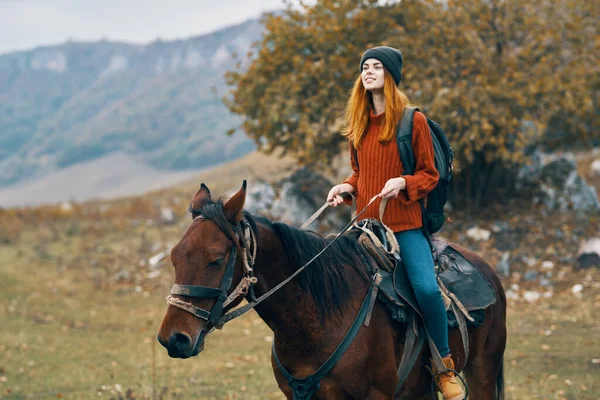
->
<box><xmin>1</xmin><ymin>151</ymin><xmax>599</xmax><ymax>399</ymax></box>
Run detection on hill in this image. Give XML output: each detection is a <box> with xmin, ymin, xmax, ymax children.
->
<box><xmin>0</xmin><ymin>17</ymin><xmax>263</xmax><ymax>187</ymax></box>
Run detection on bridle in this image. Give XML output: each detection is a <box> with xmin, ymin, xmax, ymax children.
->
<box><xmin>166</xmin><ymin>194</ymin><xmax>379</xmax><ymax>335</ymax></box>
<box><xmin>165</xmin><ymin>210</ymin><xmax>258</xmax><ymax>335</ymax></box>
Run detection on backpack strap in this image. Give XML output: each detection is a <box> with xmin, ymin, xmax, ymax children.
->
<box><xmin>397</xmin><ymin>107</ymin><xmax>436</xmax><ymax>248</ymax></box>
<box><xmin>396</xmin><ymin>107</ymin><xmax>419</xmax><ymax>175</ymax></box>
<box><xmin>352</xmin><ymin>105</ymin><xmax>418</xmax><ymax>173</ymax></box>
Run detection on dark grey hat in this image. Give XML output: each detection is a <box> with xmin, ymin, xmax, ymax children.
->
<box><xmin>359</xmin><ymin>46</ymin><xmax>403</xmax><ymax>85</ymax></box>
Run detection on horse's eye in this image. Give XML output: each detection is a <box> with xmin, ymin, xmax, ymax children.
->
<box><xmin>208</xmin><ymin>258</ymin><xmax>224</xmax><ymax>268</ymax></box>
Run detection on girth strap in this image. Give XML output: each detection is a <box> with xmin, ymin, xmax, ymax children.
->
<box><xmin>272</xmin><ymin>281</ymin><xmax>376</xmax><ymax>400</ymax></box>
<box><xmin>394</xmin><ymin>311</ymin><xmax>426</xmax><ymax>393</ymax></box>
<box><xmin>452</xmin><ymin>302</ymin><xmax>469</xmax><ymax>368</ymax></box>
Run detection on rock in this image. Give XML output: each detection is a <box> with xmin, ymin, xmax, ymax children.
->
<box><xmin>523</xmin><ymin>270</ymin><xmax>539</xmax><ymax>281</ymax></box>
<box><xmin>516</xmin><ymin>151</ymin><xmax>599</xmax><ymax>211</ymax></box>
<box><xmin>505</xmin><ymin>290</ymin><xmax>519</xmax><ymax>301</ymax></box>
<box><xmin>243</xmin><ymin>180</ymin><xmax>277</xmax><ymax>215</ymax></box>
<box><xmin>160</xmin><ymin>208</ymin><xmax>176</xmax><ymax>224</ymax></box>
<box><xmin>577</xmin><ymin>238</ymin><xmax>600</xmax><ymax>268</ymax></box>
<box><xmin>148</xmin><ymin>252</ymin><xmax>166</xmax><ymax>268</ymax></box>
<box><xmin>572</xmin><ymin>284</ymin><xmax>583</xmax><ymax>297</ymax></box>
<box><xmin>541</xmin><ymin>261</ymin><xmax>555</xmax><ymax>270</ymax></box>
<box><xmin>466</xmin><ymin>227</ymin><xmax>491</xmax><ymax>241</ymax></box>
<box><xmin>495</xmin><ymin>252</ymin><xmax>510</xmax><ymax>277</ymax></box>
<box><xmin>270</xmin><ymin>167</ymin><xmax>350</xmax><ymax>232</ymax></box>
<box><xmin>590</xmin><ymin>159</ymin><xmax>600</xmax><ymax>176</ymax></box>
<box><xmin>543</xmin><ymin>290</ymin><xmax>554</xmax><ymax>298</ymax></box>
<box><xmin>491</xmin><ymin>221</ymin><xmax>509</xmax><ymax>233</ymax></box>
<box><xmin>523</xmin><ymin>291</ymin><xmax>541</xmax><ymax>302</ymax></box>
<box><xmin>539</xmin><ymin>277</ymin><xmax>552</xmax><ymax>287</ymax></box>
<box><xmin>521</xmin><ymin>256</ymin><xmax>538</xmax><ymax>268</ymax></box>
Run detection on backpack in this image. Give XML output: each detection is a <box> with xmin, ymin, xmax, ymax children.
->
<box><xmin>397</xmin><ymin>107</ymin><xmax>453</xmax><ymax>234</ymax></box>
<box><xmin>352</xmin><ymin>107</ymin><xmax>453</xmax><ymax>234</ymax></box>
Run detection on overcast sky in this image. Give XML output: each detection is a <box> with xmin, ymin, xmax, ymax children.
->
<box><xmin>0</xmin><ymin>0</ymin><xmax>307</xmax><ymax>55</ymax></box>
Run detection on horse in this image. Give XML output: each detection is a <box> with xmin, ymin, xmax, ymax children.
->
<box><xmin>157</xmin><ymin>181</ymin><xmax>507</xmax><ymax>399</ymax></box>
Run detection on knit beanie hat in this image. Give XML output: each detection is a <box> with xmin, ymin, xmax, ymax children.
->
<box><xmin>359</xmin><ymin>46</ymin><xmax>403</xmax><ymax>85</ymax></box>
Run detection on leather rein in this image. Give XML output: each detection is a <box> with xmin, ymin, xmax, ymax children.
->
<box><xmin>165</xmin><ymin>193</ymin><xmax>381</xmax><ymax>332</ymax></box>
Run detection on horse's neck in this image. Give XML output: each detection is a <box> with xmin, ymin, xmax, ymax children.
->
<box><xmin>251</xmin><ymin>224</ymin><xmax>366</xmax><ymax>347</ymax></box>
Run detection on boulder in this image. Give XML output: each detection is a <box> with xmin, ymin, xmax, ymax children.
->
<box><xmin>243</xmin><ymin>180</ymin><xmax>277</xmax><ymax>215</ymax></box>
<box><xmin>517</xmin><ymin>151</ymin><xmax>599</xmax><ymax>211</ymax></box>
<box><xmin>270</xmin><ymin>167</ymin><xmax>351</xmax><ymax>233</ymax></box>
<box><xmin>238</xmin><ymin>168</ymin><xmax>351</xmax><ymax>233</ymax></box>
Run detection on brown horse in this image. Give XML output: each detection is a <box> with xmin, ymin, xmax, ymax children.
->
<box><xmin>157</xmin><ymin>182</ymin><xmax>507</xmax><ymax>399</ymax></box>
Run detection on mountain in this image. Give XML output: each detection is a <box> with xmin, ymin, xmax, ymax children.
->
<box><xmin>0</xmin><ymin>17</ymin><xmax>263</xmax><ymax>188</ymax></box>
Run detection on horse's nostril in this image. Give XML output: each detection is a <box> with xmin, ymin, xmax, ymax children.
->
<box><xmin>171</xmin><ymin>332</ymin><xmax>192</xmax><ymax>349</ymax></box>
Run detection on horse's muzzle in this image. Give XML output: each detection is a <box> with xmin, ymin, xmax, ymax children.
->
<box><xmin>158</xmin><ymin>331</ymin><xmax>204</xmax><ymax>358</ymax></box>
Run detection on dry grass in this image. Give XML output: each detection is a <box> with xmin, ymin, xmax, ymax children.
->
<box><xmin>1</xmin><ymin>150</ymin><xmax>599</xmax><ymax>399</ymax></box>
<box><xmin>1</xmin><ymin>233</ymin><xmax>598</xmax><ymax>400</ymax></box>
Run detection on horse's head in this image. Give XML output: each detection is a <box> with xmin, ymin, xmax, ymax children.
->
<box><xmin>157</xmin><ymin>181</ymin><xmax>251</xmax><ymax>358</ymax></box>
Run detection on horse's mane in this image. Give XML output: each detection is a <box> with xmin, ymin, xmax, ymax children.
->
<box><xmin>199</xmin><ymin>199</ymin><xmax>370</xmax><ymax>322</ymax></box>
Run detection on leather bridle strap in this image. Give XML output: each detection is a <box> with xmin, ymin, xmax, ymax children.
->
<box><xmin>170</xmin><ymin>284</ymin><xmax>221</xmax><ymax>299</ymax></box>
<box><xmin>166</xmin><ymin>246</ymin><xmax>238</xmax><ymax>326</ymax></box>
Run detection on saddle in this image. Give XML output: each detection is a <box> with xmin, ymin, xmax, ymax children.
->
<box><xmin>352</xmin><ymin>219</ymin><xmax>496</xmax><ymax>321</ymax></box>
<box><xmin>350</xmin><ymin>219</ymin><xmax>496</xmax><ymax>387</ymax></box>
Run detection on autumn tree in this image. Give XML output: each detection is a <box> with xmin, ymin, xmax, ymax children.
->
<box><xmin>225</xmin><ymin>0</ymin><xmax>598</xmax><ymax>206</ymax></box>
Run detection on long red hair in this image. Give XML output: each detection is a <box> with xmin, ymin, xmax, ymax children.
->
<box><xmin>341</xmin><ymin>69</ymin><xmax>413</xmax><ymax>148</ymax></box>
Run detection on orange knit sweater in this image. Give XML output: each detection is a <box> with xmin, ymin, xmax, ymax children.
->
<box><xmin>342</xmin><ymin>109</ymin><xmax>439</xmax><ymax>232</ymax></box>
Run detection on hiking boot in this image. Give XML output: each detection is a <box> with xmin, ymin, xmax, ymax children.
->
<box><xmin>430</xmin><ymin>354</ymin><xmax>465</xmax><ymax>400</ymax></box>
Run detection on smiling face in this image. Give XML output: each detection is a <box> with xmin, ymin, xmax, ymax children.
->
<box><xmin>361</xmin><ymin>58</ymin><xmax>385</xmax><ymax>92</ymax></box>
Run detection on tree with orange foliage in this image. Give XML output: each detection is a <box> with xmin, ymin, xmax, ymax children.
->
<box><xmin>225</xmin><ymin>0</ymin><xmax>598</xmax><ymax>205</ymax></box>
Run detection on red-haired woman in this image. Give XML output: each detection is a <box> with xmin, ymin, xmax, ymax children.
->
<box><xmin>327</xmin><ymin>46</ymin><xmax>464</xmax><ymax>400</ymax></box>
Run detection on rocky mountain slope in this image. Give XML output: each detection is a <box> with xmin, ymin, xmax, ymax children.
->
<box><xmin>0</xmin><ymin>17</ymin><xmax>262</xmax><ymax>187</ymax></box>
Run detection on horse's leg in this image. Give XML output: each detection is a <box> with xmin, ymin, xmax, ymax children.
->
<box><xmin>464</xmin><ymin>354</ymin><xmax>504</xmax><ymax>399</ymax></box>
<box><xmin>463</xmin><ymin>305</ymin><xmax>507</xmax><ymax>399</ymax></box>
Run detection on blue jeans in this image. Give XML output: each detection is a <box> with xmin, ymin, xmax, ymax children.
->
<box><xmin>394</xmin><ymin>229</ymin><xmax>450</xmax><ymax>357</ymax></box>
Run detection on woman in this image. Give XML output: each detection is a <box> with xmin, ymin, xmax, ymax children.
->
<box><xmin>327</xmin><ymin>46</ymin><xmax>464</xmax><ymax>400</ymax></box>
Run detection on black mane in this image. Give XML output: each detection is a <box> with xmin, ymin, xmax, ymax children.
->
<box><xmin>197</xmin><ymin>199</ymin><xmax>370</xmax><ymax>322</ymax></box>
<box><xmin>268</xmin><ymin>220</ymin><xmax>370</xmax><ymax>321</ymax></box>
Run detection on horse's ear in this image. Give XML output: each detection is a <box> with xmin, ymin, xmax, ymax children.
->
<box><xmin>190</xmin><ymin>183</ymin><xmax>212</xmax><ymax>214</ymax></box>
<box><xmin>223</xmin><ymin>180</ymin><xmax>247</xmax><ymax>224</ymax></box>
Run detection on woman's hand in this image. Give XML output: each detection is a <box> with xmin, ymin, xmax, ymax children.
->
<box><xmin>379</xmin><ymin>177</ymin><xmax>406</xmax><ymax>199</ymax></box>
<box><xmin>327</xmin><ymin>183</ymin><xmax>354</xmax><ymax>207</ymax></box>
